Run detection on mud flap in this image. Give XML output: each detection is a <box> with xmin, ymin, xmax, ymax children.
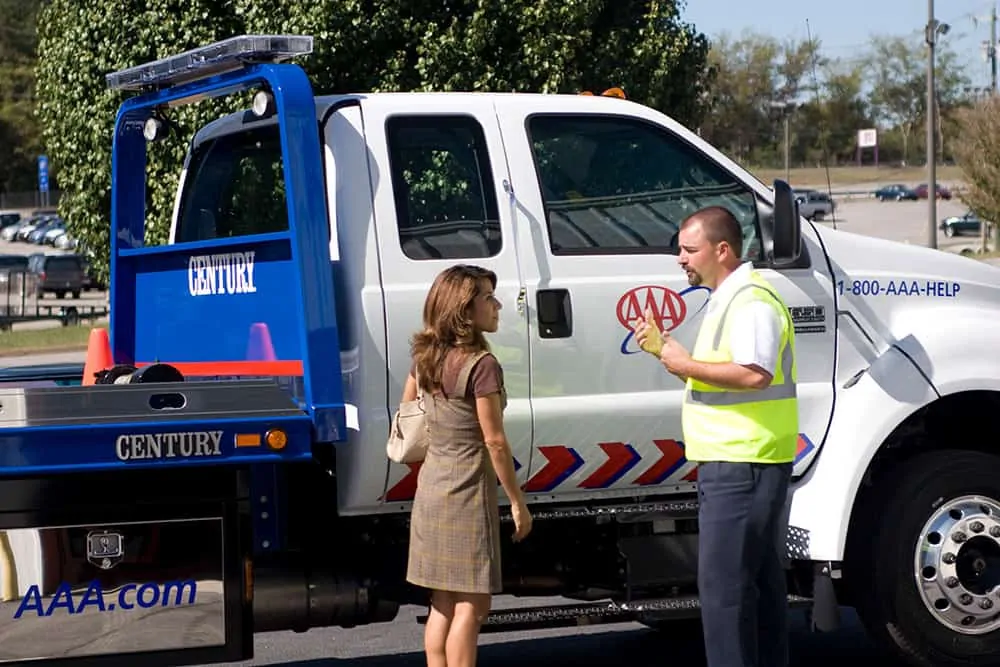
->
<box><xmin>0</xmin><ymin>467</ymin><xmax>252</xmax><ymax>666</ymax></box>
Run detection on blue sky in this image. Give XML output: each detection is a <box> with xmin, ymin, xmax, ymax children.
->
<box><xmin>681</xmin><ymin>0</ymin><xmax>998</xmax><ymax>89</ymax></box>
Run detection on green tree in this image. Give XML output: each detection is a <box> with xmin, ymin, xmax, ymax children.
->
<box><xmin>952</xmin><ymin>98</ymin><xmax>1000</xmax><ymax>250</ymax></box>
<box><xmin>35</xmin><ymin>0</ymin><xmax>711</xmax><ymax>279</ymax></box>
<box><xmin>864</xmin><ymin>33</ymin><xmax>969</xmax><ymax>164</ymax></box>
<box><xmin>699</xmin><ymin>30</ymin><xmax>822</xmax><ymax>166</ymax></box>
<box><xmin>0</xmin><ymin>0</ymin><xmax>42</xmax><ymax>195</ymax></box>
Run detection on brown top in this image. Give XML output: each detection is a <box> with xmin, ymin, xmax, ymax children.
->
<box><xmin>411</xmin><ymin>349</ymin><xmax>503</xmax><ymax>399</ymax></box>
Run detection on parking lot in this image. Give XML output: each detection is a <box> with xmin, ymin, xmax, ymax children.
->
<box><xmin>0</xmin><ymin>238</ymin><xmax>107</xmax><ymax>332</ymax></box>
<box><xmin>813</xmin><ymin>195</ymin><xmax>975</xmax><ymax>250</ymax></box>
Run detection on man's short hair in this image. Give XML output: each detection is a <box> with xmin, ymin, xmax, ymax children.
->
<box><xmin>681</xmin><ymin>206</ymin><xmax>743</xmax><ymax>258</ymax></box>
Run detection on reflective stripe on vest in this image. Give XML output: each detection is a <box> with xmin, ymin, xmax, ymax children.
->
<box><xmin>685</xmin><ymin>283</ymin><xmax>796</xmax><ymax>407</ymax></box>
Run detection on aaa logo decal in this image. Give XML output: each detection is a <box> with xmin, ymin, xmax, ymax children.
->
<box><xmin>616</xmin><ymin>284</ymin><xmax>710</xmax><ymax>354</ymax></box>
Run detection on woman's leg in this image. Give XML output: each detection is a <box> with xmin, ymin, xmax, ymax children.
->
<box><xmin>444</xmin><ymin>592</ymin><xmax>491</xmax><ymax>667</ymax></box>
<box><xmin>425</xmin><ymin>590</ymin><xmax>455</xmax><ymax>667</ymax></box>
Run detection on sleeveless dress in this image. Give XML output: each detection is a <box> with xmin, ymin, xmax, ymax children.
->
<box><xmin>406</xmin><ymin>350</ymin><xmax>508</xmax><ymax>595</ymax></box>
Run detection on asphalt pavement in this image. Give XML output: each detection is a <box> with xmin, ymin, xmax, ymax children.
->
<box><xmin>202</xmin><ymin>601</ymin><xmax>903</xmax><ymax>667</ymax></box>
<box><xmin>0</xmin><ymin>195</ymin><xmax>984</xmax><ymax>665</ymax></box>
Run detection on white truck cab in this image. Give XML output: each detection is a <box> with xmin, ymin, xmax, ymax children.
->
<box><xmin>166</xmin><ymin>62</ymin><xmax>1000</xmax><ymax>666</ymax></box>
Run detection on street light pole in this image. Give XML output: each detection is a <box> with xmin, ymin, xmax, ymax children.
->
<box><xmin>784</xmin><ymin>115</ymin><xmax>790</xmax><ymax>183</ymax></box>
<box><xmin>926</xmin><ymin>0</ymin><xmax>938</xmax><ymax>250</ymax></box>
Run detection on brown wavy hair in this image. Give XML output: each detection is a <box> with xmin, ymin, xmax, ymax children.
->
<box><xmin>411</xmin><ymin>264</ymin><xmax>497</xmax><ymax>393</ymax></box>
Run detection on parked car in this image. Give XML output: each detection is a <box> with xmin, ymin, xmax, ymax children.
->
<box><xmin>793</xmin><ymin>188</ymin><xmax>836</xmax><ymax>221</ymax></box>
<box><xmin>27</xmin><ymin>219</ymin><xmax>63</xmax><ymax>244</ymax></box>
<box><xmin>0</xmin><ymin>212</ymin><xmax>21</xmax><ymax>228</ymax></box>
<box><xmin>14</xmin><ymin>214</ymin><xmax>58</xmax><ymax>242</ymax></box>
<box><xmin>874</xmin><ymin>184</ymin><xmax>919</xmax><ymax>201</ymax></box>
<box><xmin>939</xmin><ymin>210</ymin><xmax>987</xmax><ymax>237</ymax></box>
<box><xmin>53</xmin><ymin>233</ymin><xmax>78</xmax><ymax>250</ymax></box>
<box><xmin>914</xmin><ymin>183</ymin><xmax>952</xmax><ymax>200</ymax></box>
<box><xmin>2</xmin><ymin>215</ymin><xmax>40</xmax><ymax>241</ymax></box>
<box><xmin>0</xmin><ymin>254</ymin><xmax>29</xmax><ymax>289</ymax></box>
<box><xmin>27</xmin><ymin>253</ymin><xmax>86</xmax><ymax>299</ymax></box>
<box><xmin>80</xmin><ymin>257</ymin><xmax>106</xmax><ymax>291</ymax></box>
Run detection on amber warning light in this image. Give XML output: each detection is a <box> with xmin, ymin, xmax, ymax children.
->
<box><xmin>235</xmin><ymin>433</ymin><xmax>261</xmax><ymax>448</ymax></box>
<box><xmin>266</xmin><ymin>429</ymin><xmax>288</xmax><ymax>451</ymax></box>
<box><xmin>235</xmin><ymin>429</ymin><xmax>287</xmax><ymax>450</ymax></box>
<box><xmin>578</xmin><ymin>87</ymin><xmax>627</xmax><ymax>99</ymax></box>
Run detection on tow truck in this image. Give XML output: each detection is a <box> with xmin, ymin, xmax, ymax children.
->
<box><xmin>3</xmin><ymin>34</ymin><xmax>1000</xmax><ymax>667</ymax></box>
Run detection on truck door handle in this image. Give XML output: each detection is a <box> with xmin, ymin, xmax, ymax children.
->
<box><xmin>537</xmin><ymin>289</ymin><xmax>572</xmax><ymax>338</ymax></box>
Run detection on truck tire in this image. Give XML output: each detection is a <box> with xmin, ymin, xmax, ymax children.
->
<box><xmin>849</xmin><ymin>450</ymin><xmax>1000</xmax><ymax>667</ymax></box>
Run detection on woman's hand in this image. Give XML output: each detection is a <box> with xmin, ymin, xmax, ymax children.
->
<box><xmin>511</xmin><ymin>499</ymin><xmax>533</xmax><ymax>542</ymax></box>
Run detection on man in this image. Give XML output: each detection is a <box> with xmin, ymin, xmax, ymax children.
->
<box><xmin>634</xmin><ymin>205</ymin><xmax>798</xmax><ymax>667</ymax></box>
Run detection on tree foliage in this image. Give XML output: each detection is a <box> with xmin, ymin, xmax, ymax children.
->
<box><xmin>701</xmin><ymin>29</ymin><xmax>971</xmax><ymax>169</ymax></box>
<box><xmin>952</xmin><ymin>98</ymin><xmax>1000</xmax><ymax>247</ymax></box>
<box><xmin>35</xmin><ymin>0</ymin><xmax>711</xmax><ymax>278</ymax></box>
<box><xmin>0</xmin><ymin>0</ymin><xmax>42</xmax><ymax>194</ymax></box>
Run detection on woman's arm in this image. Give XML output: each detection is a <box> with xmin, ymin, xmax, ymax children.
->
<box><xmin>477</xmin><ymin>393</ymin><xmax>524</xmax><ymax>506</ymax></box>
<box><xmin>402</xmin><ymin>373</ymin><xmax>418</xmax><ymax>401</ymax></box>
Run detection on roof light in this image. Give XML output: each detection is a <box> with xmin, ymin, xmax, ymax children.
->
<box><xmin>578</xmin><ymin>87</ymin><xmax>627</xmax><ymax>99</ymax></box>
<box><xmin>252</xmin><ymin>90</ymin><xmax>276</xmax><ymax>118</ymax></box>
<box><xmin>106</xmin><ymin>34</ymin><xmax>314</xmax><ymax>92</ymax></box>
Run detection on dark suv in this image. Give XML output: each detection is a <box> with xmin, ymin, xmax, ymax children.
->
<box><xmin>28</xmin><ymin>253</ymin><xmax>86</xmax><ymax>299</ymax></box>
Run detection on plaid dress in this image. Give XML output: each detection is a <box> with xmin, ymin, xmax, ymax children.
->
<box><xmin>406</xmin><ymin>351</ymin><xmax>507</xmax><ymax>595</ymax></box>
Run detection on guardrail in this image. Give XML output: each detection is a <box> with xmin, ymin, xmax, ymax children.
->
<box><xmin>820</xmin><ymin>185</ymin><xmax>968</xmax><ymax>202</ymax></box>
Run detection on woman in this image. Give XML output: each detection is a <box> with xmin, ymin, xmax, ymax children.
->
<box><xmin>402</xmin><ymin>264</ymin><xmax>533</xmax><ymax>667</ymax></box>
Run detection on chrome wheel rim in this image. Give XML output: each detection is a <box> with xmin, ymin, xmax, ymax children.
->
<box><xmin>915</xmin><ymin>495</ymin><xmax>1000</xmax><ymax>635</ymax></box>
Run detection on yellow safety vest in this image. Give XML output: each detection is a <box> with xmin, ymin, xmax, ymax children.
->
<box><xmin>681</xmin><ymin>270</ymin><xmax>799</xmax><ymax>464</ymax></box>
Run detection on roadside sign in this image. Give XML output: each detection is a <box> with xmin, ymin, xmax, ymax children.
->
<box><xmin>37</xmin><ymin>155</ymin><xmax>49</xmax><ymax>193</ymax></box>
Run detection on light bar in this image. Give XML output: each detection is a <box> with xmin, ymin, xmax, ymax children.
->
<box><xmin>106</xmin><ymin>34</ymin><xmax>314</xmax><ymax>92</ymax></box>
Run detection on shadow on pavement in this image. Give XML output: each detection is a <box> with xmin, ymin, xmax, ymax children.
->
<box><xmin>268</xmin><ymin>608</ymin><xmax>906</xmax><ymax>667</ymax></box>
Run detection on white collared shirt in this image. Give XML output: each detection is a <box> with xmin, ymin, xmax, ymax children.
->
<box><xmin>706</xmin><ymin>262</ymin><xmax>781</xmax><ymax>377</ymax></box>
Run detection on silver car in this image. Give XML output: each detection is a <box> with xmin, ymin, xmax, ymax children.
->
<box><xmin>793</xmin><ymin>189</ymin><xmax>836</xmax><ymax>221</ymax></box>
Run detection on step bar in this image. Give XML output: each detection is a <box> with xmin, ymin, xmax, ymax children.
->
<box><xmin>498</xmin><ymin>498</ymin><xmax>700</xmax><ymax>523</ymax></box>
<box><xmin>417</xmin><ymin>594</ymin><xmax>814</xmax><ymax>633</ymax></box>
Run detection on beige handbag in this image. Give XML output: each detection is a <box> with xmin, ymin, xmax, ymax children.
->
<box><xmin>386</xmin><ymin>370</ymin><xmax>430</xmax><ymax>464</ymax></box>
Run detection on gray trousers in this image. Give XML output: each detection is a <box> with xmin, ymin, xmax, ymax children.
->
<box><xmin>697</xmin><ymin>460</ymin><xmax>793</xmax><ymax>667</ymax></box>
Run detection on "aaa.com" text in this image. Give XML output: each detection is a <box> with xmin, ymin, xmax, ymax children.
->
<box><xmin>13</xmin><ymin>580</ymin><xmax>197</xmax><ymax>618</ymax></box>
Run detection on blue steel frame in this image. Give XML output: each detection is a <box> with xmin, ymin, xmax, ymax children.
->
<box><xmin>108</xmin><ymin>63</ymin><xmax>346</xmax><ymax>445</ymax></box>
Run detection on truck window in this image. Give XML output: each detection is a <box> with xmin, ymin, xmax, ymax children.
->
<box><xmin>385</xmin><ymin>115</ymin><xmax>502</xmax><ymax>260</ymax></box>
<box><xmin>174</xmin><ymin>124</ymin><xmax>289</xmax><ymax>243</ymax></box>
<box><xmin>527</xmin><ymin>115</ymin><xmax>761</xmax><ymax>259</ymax></box>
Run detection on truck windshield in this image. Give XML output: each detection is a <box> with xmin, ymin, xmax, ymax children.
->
<box><xmin>174</xmin><ymin>124</ymin><xmax>289</xmax><ymax>243</ymax></box>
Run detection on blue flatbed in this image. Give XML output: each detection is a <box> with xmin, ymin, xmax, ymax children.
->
<box><xmin>0</xmin><ymin>35</ymin><xmax>349</xmax><ymax>667</ymax></box>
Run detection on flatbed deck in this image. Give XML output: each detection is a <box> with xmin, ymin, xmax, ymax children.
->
<box><xmin>0</xmin><ymin>380</ymin><xmax>315</xmax><ymax>475</ymax></box>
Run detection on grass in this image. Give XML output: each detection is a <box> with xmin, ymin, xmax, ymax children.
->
<box><xmin>750</xmin><ymin>165</ymin><xmax>965</xmax><ymax>188</ymax></box>
<box><xmin>962</xmin><ymin>248</ymin><xmax>1000</xmax><ymax>260</ymax></box>
<box><xmin>0</xmin><ymin>324</ymin><xmax>102</xmax><ymax>358</ymax></box>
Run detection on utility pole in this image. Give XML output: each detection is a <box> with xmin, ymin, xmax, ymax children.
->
<box><xmin>783</xmin><ymin>114</ymin><xmax>790</xmax><ymax>183</ymax></box>
<box><xmin>768</xmin><ymin>101</ymin><xmax>794</xmax><ymax>183</ymax></box>
<box><xmin>926</xmin><ymin>0</ymin><xmax>940</xmax><ymax>250</ymax></box>
<box><xmin>983</xmin><ymin>4</ymin><xmax>996</xmax><ymax>253</ymax></box>
<box><xmin>993</xmin><ymin>5</ymin><xmax>998</xmax><ymax>93</ymax></box>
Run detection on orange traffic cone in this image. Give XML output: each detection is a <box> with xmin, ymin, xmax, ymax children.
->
<box><xmin>246</xmin><ymin>322</ymin><xmax>276</xmax><ymax>361</ymax></box>
<box><xmin>82</xmin><ymin>327</ymin><xmax>113</xmax><ymax>386</ymax></box>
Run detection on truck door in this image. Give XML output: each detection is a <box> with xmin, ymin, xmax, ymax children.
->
<box><xmin>493</xmin><ymin>99</ymin><xmax>835</xmax><ymax>501</ymax></box>
<box><xmin>362</xmin><ymin>97</ymin><xmax>534</xmax><ymax>505</ymax></box>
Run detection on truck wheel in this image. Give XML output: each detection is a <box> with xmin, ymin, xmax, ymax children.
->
<box><xmin>849</xmin><ymin>450</ymin><xmax>1000</xmax><ymax>667</ymax></box>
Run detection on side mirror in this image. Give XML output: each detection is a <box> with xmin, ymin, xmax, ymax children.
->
<box><xmin>771</xmin><ymin>179</ymin><xmax>802</xmax><ymax>265</ymax></box>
